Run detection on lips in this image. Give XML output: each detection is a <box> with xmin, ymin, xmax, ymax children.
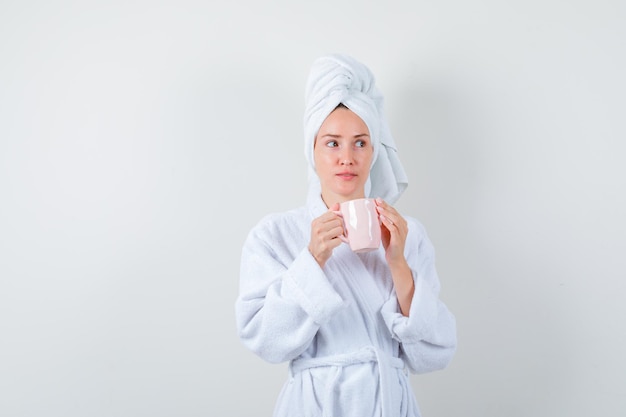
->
<box><xmin>336</xmin><ymin>172</ymin><xmax>357</xmax><ymax>179</ymax></box>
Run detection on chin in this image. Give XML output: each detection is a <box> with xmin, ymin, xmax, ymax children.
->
<box><xmin>323</xmin><ymin>180</ymin><xmax>366</xmax><ymax>200</ymax></box>
<box><xmin>336</xmin><ymin>188</ymin><xmax>364</xmax><ymax>200</ymax></box>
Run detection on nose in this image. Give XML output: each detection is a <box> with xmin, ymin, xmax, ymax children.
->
<box><xmin>340</xmin><ymin>148</ymin><xmax>354</xmax><ymax>165</ymax></box>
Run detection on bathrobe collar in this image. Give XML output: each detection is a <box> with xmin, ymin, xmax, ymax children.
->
<box><xmin>306</xmin><ymin>180</ymin><xmax>330</xmax><ymax>219</ymax></box>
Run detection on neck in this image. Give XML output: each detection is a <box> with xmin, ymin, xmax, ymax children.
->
<box><xmin>320</xmin><ymin>189</ymin><xmax>366</xmax><ymax>208</ymax></box>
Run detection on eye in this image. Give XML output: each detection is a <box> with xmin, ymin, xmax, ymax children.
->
<box><xmin>355</xmin><ymin>139</ymin><xmax>367</xmax><ymax>148</ymax></box>
<box><xmin>325</xmin><ymin>140</ymin><xmax>338</xmax><ymax>148</ymax></box>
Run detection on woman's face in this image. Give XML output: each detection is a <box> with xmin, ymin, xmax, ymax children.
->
<box><xmin>313</xmin><ymin>107</ymin><xmax>374</xmax><ymax>204</ymax></box>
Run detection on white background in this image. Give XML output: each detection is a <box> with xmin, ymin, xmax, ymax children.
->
<box><xmin>1</xmin><ymin>1</ymin><xmax>625</xmax><ymax>416</ymax></box>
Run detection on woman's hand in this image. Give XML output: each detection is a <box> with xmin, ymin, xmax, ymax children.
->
<box><xmin>375</xmin><ymin>198</ymin><xmax>414</xmax><ymax>316</ymax></box>
<box><xmin>308</xmin><ymin>203</ymin><xmax>344</xmax><ymax>268</ymax></box>
<box><xmin>375</xmin><ymin>198</ymin><xmax>409</xmax><ymax>266</ymax></box>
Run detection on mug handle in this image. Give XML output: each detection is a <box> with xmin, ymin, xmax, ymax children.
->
<box><xmin>332</xmin><ymin>210</ymin><xmax>349</xmax><ymax>244</ymax></box>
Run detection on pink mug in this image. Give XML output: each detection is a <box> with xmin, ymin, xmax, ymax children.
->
<box><xmin>334</xmin><ymin>198</ymin><xmax>381</xmax><ymax>253</ymax></box>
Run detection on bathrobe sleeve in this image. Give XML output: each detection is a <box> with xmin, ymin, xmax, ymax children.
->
<box><xmin>380</xmin><ymin>218</ymin><xmax>457</xmax><ymax>374</ymax></box>
<box><xmin>235</xmin><ymin>214</ymin><xmax>346</xmax><ymax>364</ymax></box>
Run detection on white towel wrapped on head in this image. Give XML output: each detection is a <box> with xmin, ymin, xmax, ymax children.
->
<box><xmin>303</xmin><ymin>54</ymin><xmax>408</xmax><ymax>204</ymax></box>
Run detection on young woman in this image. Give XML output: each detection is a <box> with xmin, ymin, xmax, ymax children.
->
<box><xmin>235</xmin><ymin>54</ymin><xmax>457</xmax><ymax>417</ymax></box>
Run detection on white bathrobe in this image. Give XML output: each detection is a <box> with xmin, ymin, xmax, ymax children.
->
<box><xmin>235</xmin><ymin>190</ymin><xmax>457</xmax><ymax>417</ymax></box>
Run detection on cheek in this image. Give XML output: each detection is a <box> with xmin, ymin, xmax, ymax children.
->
<box><xmin>312</xmin><ymin>147</ymin><xmax>322</xmax><ymax>167</ymax></box>
<box><xmin>315</xmin><ymin>147</ymin><xmax>330</xmax><ymax>161</ymax></box>
<box><xmin>313</xmin><ymin>150</ymin><xmax>332</xmax><ymax>175</ymax></box>
<box><xmin>362</xmin><ymin>150</ymin><xmax>374</xmax><ymax>167</ymax></box>
<box><xmin>318</xmin><ymin>157</ymin><xmax>334</xmax><ymax>174</ymax></box>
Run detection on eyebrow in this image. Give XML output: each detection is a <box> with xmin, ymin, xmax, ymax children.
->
<box><xmin>320</xmin><ymin>133</ymin><xmax>370</xmax><ymax>139</ymax></box>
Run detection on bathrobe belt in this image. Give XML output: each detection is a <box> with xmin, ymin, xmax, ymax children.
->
<box><xmin>290</xmin><ymin>346</ymin><xmax>406</xmax><ymax>417</ymax></box>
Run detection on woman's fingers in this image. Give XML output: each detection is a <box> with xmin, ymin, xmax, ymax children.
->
<box><xmin>374</xmin><ymin>198</ymin><xmax>409</xmax><ymax>264</ymax></box>
<box><xmin>375</xmin><ymin>198</ymin><xmax>406</xmax><ymax>232</ymax></box>
<box><xmin>379</xmin><ymin>213</ymin><xmax>397</xmax><ymax>229</ymax></box>
<box><xmin>309</xmin><ymin>209</ymin><xmax>345</xmax><ymax>267</ymax></box>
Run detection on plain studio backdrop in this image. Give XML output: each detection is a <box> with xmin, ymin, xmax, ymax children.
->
<box><xmin>1</xmin><ymin>1</ymin><xmax>625</xmax><ymax>416</ymax></box>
